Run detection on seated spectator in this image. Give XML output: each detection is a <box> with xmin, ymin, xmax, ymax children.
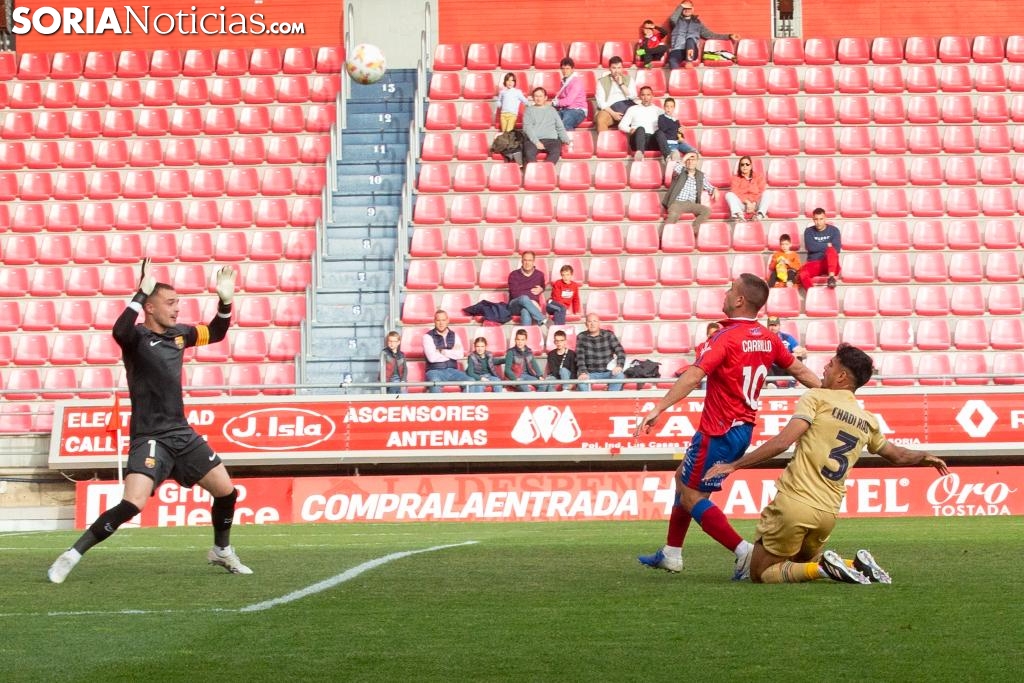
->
<box><xmin>552</xmin><ymin>57</ymin><xmax>587</xmax><ymax>131</ymax></box>
<box><xmin>576</xmin><ymin>314</ymin><xmax>626</xmax><ymax>391</ymax></box>
<box><xmin>508</xmin><ymin>251</ymin><xmax>547</xmax><ymax>325</ymax></box>
<box><xmin>423</xmin><ymin>310</ymin><xmax>483</xmax><ymax>393</ymax></box>
<box><xmin>726</xmin><ymin>156</ymin><xmax>769</xmax><ymax>221</ymax></box>
<box><xmin>380</xmin><ymin>330</ymin><xmax>407</xmax><ymax>394</ymax></box>
<box><xmin>594</xmin><ymin>56</ymin><xmax>638</xmax><ymax>132</ymax></box>
<box><xmin>662</xmin><ymin>152</ymin><xmax>716</xmax><ymax>241</ymax></box>
<box><xmin>496</xmin><ymin>72</ymin><xmax>529</xmax><ymax>132</ymax></box>
<box><xmin>667</xmin><ymin>1</ymin><xmax>740</xmax><ymax>69</ymax></box>
<box><xmin>766</xmin><ymin>316</ymin><xmax>807</xmax><ymax>388</ymax></box>
<box><xmin>659</xmin><ymin>98</ymin><xmax>697</xmax><ymax>161</ymax></box>
<box><xmin>504</xmin><ymin>328</ymin><xmax>546</xmax><ymax>391</ymax></box>
<box><xmin>545</xmin><ymin>329</ymin><xmax>578</xmax><ymax>391</ymax></box>
<box><xmin>619</xmin><ymin>86</ymin><xmax>671</xmax><ymax>162</ymax></box>
<box><xmin>466</xmin><ymin>336</ymin><xmax>505</xmax><ymax>392</ymax></box>
<box><xmin>546</xmin><ymin>264</ymin><xmax>580</xmax><ymax>325</ymax></box>
<box><xmin>635</xmin><ymin>19</ymin><xmax>669</xmax><ymax>68</ymax></box>
<box><xmin>799</xmin><ymin>208</ymin><xmax>842</xmax><ymax>289</ymax></box>
<box><xmin>523</xmin><ymin>87</ymin><xmax>571</xmax><ymax>165</ymax></box>
<box><xmin>767</xmin><ymin>233</ymin><xmax>801</xmax><ymax>288</ymax></box>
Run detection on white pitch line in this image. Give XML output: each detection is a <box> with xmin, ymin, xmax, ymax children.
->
<box><xmin>1</xmin><ymin>540</ymin><xmax>479</xmax><ymax>619</ymax></box>
<box><xmin>239</xmin><ymin>540</ymin><xmax>478</xmax><ymax>613</ymax></box>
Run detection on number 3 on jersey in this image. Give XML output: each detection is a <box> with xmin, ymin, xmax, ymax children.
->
<box><xmin>740</xmin><ymin>365</ymin><xmax>769</xmax><ymax>410</ymax></box>
<box><xmin>822</xmin><ymin>430</ymin><xmax>858</xmax><ymax>481</ymax></box>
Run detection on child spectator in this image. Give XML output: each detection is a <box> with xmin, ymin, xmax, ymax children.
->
<box><xmin>380</xmin><ymin>331</ymin><xmax>407</xmax><ymax>394</ymax></box>
<box><xmin>466</xmin><ymin>336</ymin><xmax>505</xmax><ymax>392</ymax></box>
<box><xmin>546</xmin><ymin>264</ymin><xmax>581</xmax><ymax>325</ymax></box>
<box><xmin>635</xmin><ymin>19</ymin><xmax>669</xmax><ymax>68</ymax></box>
<box><xmin>504</xmin><ymin>329</ymin><xmax>546</xmax><ymax>391</ymax></box>
<box><xmin>767</xmin><ymin>233</ymin><xmax>801</xmax><ymax>288</ymax></box>
<box><xmin>545</xmin><ymin>329</ymin><xmax>578</xmax><ymax>391</ymax></box>
<box><xmin>659</xmin><ymin>98</ymin><xmax>697</xmax><ymax>161</ymax></box>
<box><xmin>496</xmin><ymin>72</ymin><xmax>529</xmax><ymax>133</ymax></box>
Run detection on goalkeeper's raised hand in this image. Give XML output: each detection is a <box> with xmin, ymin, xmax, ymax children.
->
<box><xmin>215</xmin><ymin>265</ymin><xmax>236</xmax><ymax>305</ymax></box>
<box><xmin>139</xmin><ymin>257</ymin><xmax>156</xmax><ymax>295</ymax></box>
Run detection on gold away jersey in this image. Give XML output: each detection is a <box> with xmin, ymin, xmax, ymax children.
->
<box><xmin>775</xmin><ymin>388</ymin><xmax>888</xmax><ymax>513</ymax></box>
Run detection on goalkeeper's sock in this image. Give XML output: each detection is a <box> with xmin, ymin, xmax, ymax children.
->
<box><xmin>211</xmin><ymin>488</ymin><xmax>238</xmax><ymax>549</ymax></box>
<box><xmin>759</xmin><ymin>561</ymin><xmax>821</xmax><ymax>584</ymax></box>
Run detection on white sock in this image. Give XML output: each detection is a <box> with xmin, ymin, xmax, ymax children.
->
<box><xmin>734</xmin><ymin>540</ymin><xmax>753</xmax><ymax>559</ymax></box>
<box><xmin>662</xmin><ymin>545</ymin><xmax>682</xmax><ymax>560</ymax></box>
<box><xmin>66</xmin><ymin>548</ymin><xmax>82</xmax><ymax>560</ymax></box>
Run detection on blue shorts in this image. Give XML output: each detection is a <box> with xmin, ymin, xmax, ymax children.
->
<box><xmin>679</xmin><ymin>423</ymin><xmax>755</xmax><ymax>493</ymax></box>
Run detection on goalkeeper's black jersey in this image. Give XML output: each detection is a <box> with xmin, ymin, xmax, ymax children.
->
<box><xmin>112</xmin><ymin>300</ymin><xmax>230</xmax><ymax>438</ymax></box>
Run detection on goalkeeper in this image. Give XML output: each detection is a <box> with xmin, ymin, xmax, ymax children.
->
<box><xmin>48</xmin><ymin>260</ymin><xmax>253</xmax><ymax>583</ymax></box>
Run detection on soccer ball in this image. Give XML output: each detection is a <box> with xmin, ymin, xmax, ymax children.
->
<box><xmin>345</xmin><ymin>43</ymin><xmax>387</xmax><ymax>85</ymax></box>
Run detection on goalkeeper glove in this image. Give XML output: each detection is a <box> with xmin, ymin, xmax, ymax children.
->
<box><xmin>215</xmin><ymin>265</ymin><xmax>236</xmax><ymax>305</ymax></box>
<box><xmin>139</xmin><ymin>258</ymin><xmax>157</xmax><ymax>296</ymax></box>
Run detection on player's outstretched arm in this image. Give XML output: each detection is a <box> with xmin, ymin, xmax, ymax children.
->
<box><xmin>635</xmin><ymin>365</ymin><xmax>706</xmax><ymax>436</ymax></box>
<box><xmin>113</xmin><ymin>258</ymin><xmax>154</xmax><ymax>344</ymax></box>
<box><xmin>704</xmin><ymin>417</ymin><xmax>810</xmax><ymax>481</ymax></box>
<box><xmin>207</xmin><ymin>265</ymin><xmax>236</xmax><ymax>343</ymax></box>
<box><xmin>877</xmin><ymin>443</ymin><xmax>949</xmax><ymax>475</ymax></box>
<box><xmin>785</xmin><ymin>358</ymin><xmax>822</xmax><ymax>389</ymax></box>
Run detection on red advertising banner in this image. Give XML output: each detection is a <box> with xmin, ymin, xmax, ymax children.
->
<box><xmin>52</xmin><ymin>389</ymin><xmax>1024</xmax><ymax>469</ymax></box>
<box><xmin>75</xmin><ymin>467</ymin><xmax>1024</xmax><ymax>529</ymax></box>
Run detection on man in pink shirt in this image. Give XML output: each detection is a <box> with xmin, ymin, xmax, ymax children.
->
<box><xmin>553</xmin><ymin>57</ymin><xmax>587</xmax><ymax>130</ymax></box>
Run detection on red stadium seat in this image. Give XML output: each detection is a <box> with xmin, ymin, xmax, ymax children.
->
<box><xmin>805</xmin><ymin>287</ymin><xmax>839</xmax><ymax>317</ymax></box>
<box><xmin>979</xmin><ymin>156</ymin><xmax>1013</xmax><ymax>185</ymax></box>
<box><xmin>772</xmin><ymin>38</ymin><xmax>804</xmax><ymax>65</ymax></box>
<box><xmin>804</xmin><ymin>320</ymin><xmax>840</xmax><ymax>351</ymax></box>
<box><xmin>479</xmin><ymin>226</ymin><xmax>513</xmax><ymax>256</ymax></box>
<box><xmin>659</xmin><ymin>255</ymin><xmax>695</xmax><ymax>287</ymax></box>
<box><xmin>842</xmin><ymin>319</ymin><xmax>877</xmax><ymax>351</ymax></box>
<box><xmin>871</xmin><ymin>65</ymin><xmax>905</xmax><ymax>94</ymax></box>
<box><xmin>837</xmin><ymin>66</ymin><xmax>870</xmax><ymax>94</ymax></box>
<box><xmin>452</xmin><ymin>163</ymin><xmax>486</xmax><ymax>192</ymax></box>
<box><xmin>914</xmin><ymin>319</ymin><xmax>951</xmax><ymax>351</ymax></box>
<box><xmin>568</xmin><ymin>41</ymin><xmax>600</xmax><ymax>68</ymax></box>
<box><xmin>938</xmin><ymin>35</ymin><xmax>972</xmax><ymax>63</ymax></box>
<box><xmin>905</xmin><ymin>36</ymin><xmax>938</xmax><ymax>63</ymax></box>
<box><xmin>766</xmin><ymin>96</ymin><xmax>799</xmax><ymax>125</ymax></box>
<box><xmin>656</xmin><ymin>323</ymin><xmax>692</xmax><ymax>354</ymax></box>
<box><xmin>953</xmin><ymin>318</ymin><xmax>989</xmax><ymax>350</ymax></box>
<box><xmin>838</xmin><ymin>37</ymin><xmax>870</xmax><ymax>64</ymax></box>
<box><xmin>838</xmin><ymin>127</ymin><xmax>871</xmax><ymax>155</ymax></box>
<box><xmin>803</xmin><ymin>96</ymin><xmax>836</xmax><ymax>124</ymax></box>
<box><xmin>983</xmin><ymin>219</ymin><xmax>1020</xmax><ymax>249</ymax></box>
<box><xmin>658</xmin><ymin>289</ymin><xmax>693</xmax><ymax>319</ymax></box>
<box><xmin>735</xmin><ymin>67</ymin><xmax>767</xmax><ymax>95</ymax></box>
<box><xmin>951</xmin><ymin>285</ymin><xmax>985</xmax><ymax>316</ymax></box>
<box><xmin>804</xmin><ymin>38</ymin><xmax>836</xmax><ymax>65</ymax></box>
<box><xmin>879</xmin><ymin>353</ymin><xmax>915</xmax><ymax>387</ymax></box>
<box><xmin>839</xmin><ymin>253</ymin><xmax>875</xmax><ymax>284</ymax></box>
<box><xmin>873</xmin><ymin>126</ymin><xmax>907</xmax><ymax>154</ymax></box>
<box><xmin>432</xmin><ymin>43</ymin><xmax>464</xmax><ymax>71</ymax></box>
<box><xmin>802</xmin><ymin>127</ymin><xmax>836</xmax><ymax>155</ymax></box>
<box><xmin>872</xmin><ymin>157</ymin><xmax>907</xmax><ymax>186</ymax></box>
<box><xmin>991</xmin><ymin>319</ymin><xmax>1024</xmax><ymax>350</ymax></box>
<box><xmin>622</xmin><ymin>289</ymin><xmax>656</xmax><ymax>321</ymax></box>
<box><xmin>766</xmin><ymin>66</ymin><xmax>799</xmax><ymax>94</ymax></box>
<box><xmin>993</xmin><ymin>353</ymin><xmax>1024</xmax><ymax>385</ymax></box>
<box><xmin>915</xmin><ymin>285</ymin><xmax>950</xmax><ymax>316</ymax></box>
<box><xmin>842</xmin><ymin>284</ymin><xmax>879</xmax><ymax>317</ymax></box>
<box><xmin>499</xmin><ymin>42</ymin><xmax>532</xmax><ymax>70</ymax></box>
<box><xmin>585</xmin><ymin>290</ymin><xmax>619</xmax><ymax>319</ymax></box>
<box><xmin>624</xmin><ymin>256</ymin><xmax>658</xmax><ymax>287</ymax></box>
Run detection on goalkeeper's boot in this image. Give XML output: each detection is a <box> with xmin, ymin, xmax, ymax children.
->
<box><xmin>637</xmin><ymin>548</ymin><xmax>683</xmax><ymax>573</ymax></box>
<box><xmin>819</xmin><ymin>550</ymin><xmax>870</xmax><ymax>584</ymax></box>
<box><xmin>208</xmin><ymin>545</ymin><xmax>253</xmax><ymax>575</ymax></box>
<box><xmin>853</xmin><ymin>549</ymin><xmax>892</xmax><ymax>584</ymax></box>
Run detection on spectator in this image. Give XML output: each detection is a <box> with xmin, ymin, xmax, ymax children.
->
<box><xmin>496</xmin><ymin>72</ymin><xmax>529</xmax><ymax>133</ymax></box>
<box><xmin>552</xmin><ymin>57</ymin><xmax>587</xmax><ymax>131</ymax></box>
<box><xmin>619</xmin><ymin>86</ymin><xmax>671</xmax><ymax>162</ymax></box>
<box><xmin>545</xmin><ymin>329</ymin><xmax>578</xmax><ymax>391</ymax></box>
<box><xmin>508</xmin><ymin>251</ymin><xmax>547</xmax><ymax>325</ymax></box>
<box><xmin>667</xmin><ymin>1</ymin><xmax>740</xmax><ymax>69</ymax></box>
<box><xmin>380</xmin><ymin>330</ymin><xmax>407</xmax><ymax>394</ymax></box>
<box><xmin>546</xmin><ymin>264</ymin><xmax>580</xmax><ymax>325</ymax></box>
<box><xmin>767</xmin><ymin>233</ymin><xmax>801</xmax><ymax>288</ymax></box>
<box><xmin>423</xmin><ymin>310</ymin><xmax>482</xmax><ymax>393</ymax></box>
<box><xmin>659</xmin><ymin>98</ymin><xmax>697</xmax><ymax>161</ymax></box>
<box><xmin>576</xmin><ymin>314</ymin><xmax>626</xmax><ymax>391</ymax></box>
<box><xmin>466</xmin><ymin>336</ymin><xmax>505</xmax><ymax>392</ymax></box>
<box><xmin>594</xmin><ymin>56</ymin><xmax>638</xmax><ymax>132</ymax></box>
<box><xmin>799</xmin><ymin>208</ymin><xmax>842</xmax><ymax>289</ymax></box>
<box><xmin>635</xmin><ymin>19</ymin><xmax>669</xmax><ymax>68</ymax></box>
<box><xmin>766</xmin><ymin>316</ymin><xmax>807</xmax><ymax>387</ymax></box>
<box><xmin>504</xmin><ymin>328</ymin><xmax>546</xmax><ymax>391</ymax></box>
<box><xmin>726</xmin><ymin>155</ymin><xmax>769</xmax><ymax>221</ymax></box>
<box><xmin>662</xmin><ymin>152</ymin><xmax>717</xmax><ymax>242</ymax></box>
<box><xmin>523</xmin><ymin>87</ymin><xmax>571</xmax><ymax>165</ymax></box>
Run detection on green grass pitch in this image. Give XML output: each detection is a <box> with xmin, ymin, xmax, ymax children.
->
<box><xmin>3</xmin><ymin>516</ymin><xmax>1022</xmax><ymax>681</ymax></box>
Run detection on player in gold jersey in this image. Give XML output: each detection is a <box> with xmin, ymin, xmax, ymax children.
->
<box><xmin>705</xmin><ymin>344</ymin><xmax>949</xmax><ymax>584</ymax></box>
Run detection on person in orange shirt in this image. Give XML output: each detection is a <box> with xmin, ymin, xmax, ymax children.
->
<box><xmin>725</xmin><ymin>155</ymin><xmax>769</xmax><ymax>221</ymax></box>
<box><xmin>767</xmin><ymin>233</ymin><xmax>801</xmax><ymax>288</ymax></box>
